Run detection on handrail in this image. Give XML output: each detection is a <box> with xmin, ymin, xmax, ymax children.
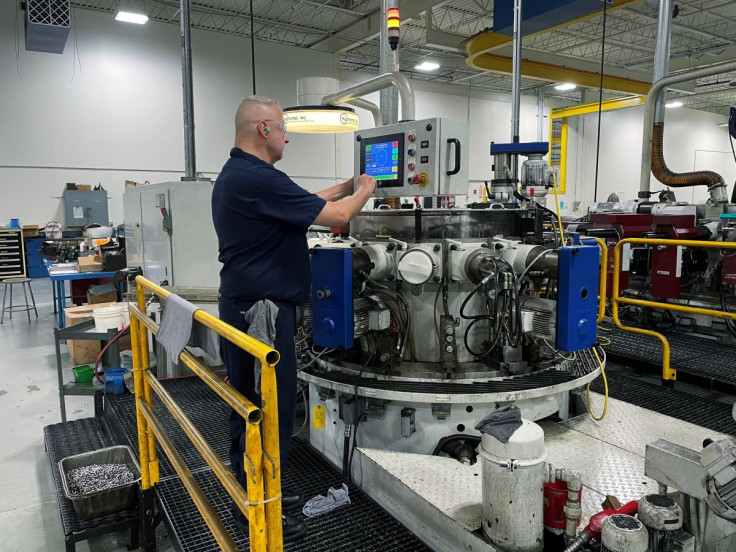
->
<box><xmin>129</xmin><ymin>275</ymin><xmax>283</xmax><ymax>550</ymax></box>
<box><xmin>590</xmin><ymin>237</ymin><xmax>608</xmax><ymax>324</ymax></box>
<box><xmin>611</xmin><ymin>238</ymin><xmax>736</xmax><ymax>383</ymax></box>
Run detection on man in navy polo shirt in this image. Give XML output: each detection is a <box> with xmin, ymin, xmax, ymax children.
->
<box><xmin>212</xmin><ymin>95</ymin><xmax>376</xmax><ymax>541</ymax></box>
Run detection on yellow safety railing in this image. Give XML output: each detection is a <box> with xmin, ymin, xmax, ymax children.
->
<box><xmin>611</xmin><ymin>238</ymin><xmax>736</xmax><ymax>383</ymax></box>
<box><xmin>129</xmin><ymin>275</ymin><xmax>284</xmax><ymax>551</ymax></box>
<box><xmin>589</xmin><ymin>237</ymin><xmax>608</xmax><ymax>324</ymax></box>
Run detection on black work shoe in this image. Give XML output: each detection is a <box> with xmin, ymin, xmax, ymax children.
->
<box><xmin>282</xmin><ymin>487</ymin><xmax>302</xmax><ymax>512</ymax></box>
<box><xmin>234</xmin><ymin>514</ymin><xmax>307</xmax><ymax>543</ymax></box>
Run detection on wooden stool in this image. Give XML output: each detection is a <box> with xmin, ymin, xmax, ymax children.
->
<box><xmin>1</xmin><ymin>278</ymin><xmax>38</xmax><ymax>323</ymax></box>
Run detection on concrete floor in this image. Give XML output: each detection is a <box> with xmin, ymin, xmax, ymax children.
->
<box><xmin>0</xmin><ymin>278</ymin><xmax>172</xmax><ymax>552</ymax></box>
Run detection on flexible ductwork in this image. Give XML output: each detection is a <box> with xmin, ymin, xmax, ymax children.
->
<box><xmin>651</xmin><ymin>122</ymin><xmax>725</xmax><ymax>190</ymax></box>
<box><xmin>640</xmin><ymin>59</ymin><xmax>736</xmax><ymax>198</ymax></box>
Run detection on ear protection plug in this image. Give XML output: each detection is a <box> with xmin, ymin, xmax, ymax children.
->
<box><xmin>264</xmin><ymin>128</ymin><xmax>270</xmax><ymax>134</ymax></box>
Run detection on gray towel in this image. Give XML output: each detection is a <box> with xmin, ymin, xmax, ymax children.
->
<box><xmin>302</xmin><ymin>484</ymin><xmax>351</xmax><ymax>518</ymax></box>
<box><xmin>242</xmin><ymin>300</ymin><xmax>278</xmax><ymax>394</ymax></box>
<box><xmin>474</xmin><ymin>405</ymin><xmax>523</xmax><ymax>444</ymax></box>
<box><xmin>157</xmin><ymin>294</ymin><xmax>218</xmax><ymax>366</ymax></box>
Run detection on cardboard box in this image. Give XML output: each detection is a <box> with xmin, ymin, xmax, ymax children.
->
<box><xmin>78</xmin><ymin>255</ymin><xmax>103</xmax><ymax>273</ymax></box>
<box><xmin>76</xmin><ymin>184</ymin><xmax>92</xmax><ymax>191</ymax></box>
<box><xmin>87</xmin><ymin>283</ymin><xmax>118</xmax><ymax>304</ymax></box>
<box><xmin>22</xmin><ymin>225</ymin><xmax>39</xmax><ymax>238</ymax></box>
<box><xmin>64</xmin><ymin>302</ymin><xmax>131</xmax><ymax>365</ymax></box>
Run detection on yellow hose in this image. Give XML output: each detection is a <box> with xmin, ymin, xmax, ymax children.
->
<box><xmin>550</xmin><ymin>173</ymin><xmax>565</xmax><ymax>244</ymax></box>
<box><xmin>586</xmin><ymin>347</ymin><xmax>608</xmax><ymax>421</ymax></box>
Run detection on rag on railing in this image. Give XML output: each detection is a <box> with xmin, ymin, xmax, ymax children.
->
<box><xmin>156</xmin><ymin>293</ymin><xmax>218</xmax><ymax>365</ymax></box>
<box><xmin>242</xmin><ymin>299</ymin><xmax>279</xmax><ymax>394</ymax></box>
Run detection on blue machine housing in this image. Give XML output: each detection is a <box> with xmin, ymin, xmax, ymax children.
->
<box><xmin>556</xmin><ymin>245</ymin><xmax>598</xmax><ymax>352</ymax></box>
<box><xmin>311</xmin><ymin>247</ymin><xmax>354</xmax><ymax>349</ymax></box>
<box><xmin>494</xmin><ymin>0</ymin><xmax>604</xmax><ymax>37</ymax></box>
<box><xmin>490</xmin><ymin>141</ymin><xmax>549</xmax><ymax>155</ymax></box>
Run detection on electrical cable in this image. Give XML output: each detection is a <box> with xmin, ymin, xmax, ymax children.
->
<box><xmin>292</xmin><ymin>384</ymin><xmax>309</xmax><ymax>437</ymax></box>
<box><xmin>346</xmin><ymin>337</ymin><xmax>380</xmax><ymax>481</ymax></box>
<box><xmin>592</xmin><ymin>0</ymin><xmax>609</xmax><ymax>203</ymax></box>
<box><xmin>585</xmin><ymin>347</ymin><xmax>608</xmax><ymax>421</ymax></box>
<box><xmin>94</xmin><ymin>324</ymin><xmax>131</xmax><ymax>384</ymax></box>
<box><xmin>550</xmin><ymin>172</ymin><xmax>565</xmax><ymax>243</ymax></box>
<box><xmin>14</xmin><ymin>0</ymin><xmax>22</xmax><ymax>80</ymax></box>
<box><xmin>249</xmin><ymin>0</ymin><xmax>256</xmax><ymax>94</ymax></box>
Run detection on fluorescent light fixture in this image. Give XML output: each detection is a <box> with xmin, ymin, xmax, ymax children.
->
<box><xmin>554</xmin><ymin>82</ymin><xmax>577</xmax><ymax>91</ymax></box>
<box><xmin>115</xmin><ymin>11</ymin><xmax>148</xmax><ymax>24</ymax></box>
<box><xmin>414</xmin><ymin>61</ymin><xmax>440</xmax><ymax>72</ymax></box>
<box><xmin>282</xmin><ymin>106</ymin><xmax>359</xmax><ymax>133</ymax></box>
<box><xmin>665</xmin><ymin>101</ymin><xmax>683</xmax><ymax>108</ymax></box>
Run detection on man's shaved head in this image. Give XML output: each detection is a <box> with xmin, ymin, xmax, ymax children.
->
<box><xmin>235</xmin><ymin>95</ymin><xmax>281</xmax><ymax>140</ymax></box>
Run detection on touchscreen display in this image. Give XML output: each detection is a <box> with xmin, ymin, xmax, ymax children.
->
<box><xmin>364</xmin><ymin>140</ymin><xmax>399</xmax><ymax>182</ymax></box>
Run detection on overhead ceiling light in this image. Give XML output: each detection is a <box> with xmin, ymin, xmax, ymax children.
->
<box><xmin>115</xmin><ymin>11</ymin><xmax>148</xmax><ymax>24</ymax></box>
<box><xmin>554</xmin><ymin>83</ymin><xmax>577</xmax><ymax>91</ymax></box>
<box><xmin>665</xmin><ymin>101</ymin><xmax>684</xmax><ymax>108</ymax></box>
<box><xmin>282</xmin><ymin>106</ymin><xmax>359</xmax><ymax>133</ymax></box>
<box><xmin>414</xmin><ymin>61</ymin><xmax>440</xmax><ymax>72</ymax></box>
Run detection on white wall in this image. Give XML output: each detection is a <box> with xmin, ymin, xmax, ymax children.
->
<box><xmin>561</xmin><ymin>105</ymin><xmax>734</xmax><ymax>213</ymax></box>
<box><xmin>0</xmin><ymin>5</ymin><xmax>336</xmax><ymax>227</ymax></box>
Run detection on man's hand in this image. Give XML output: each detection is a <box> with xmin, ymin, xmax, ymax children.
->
<box><xmin>357</xmin><ymin>174</ymin><xmax>377</xmax><ymax>195</ymax></box>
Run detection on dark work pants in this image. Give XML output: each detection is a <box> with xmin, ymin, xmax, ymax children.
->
<box><xmin>218</xmin><ymin>296</ymin><xmax>298</xmax><ymax>497</ymax></box>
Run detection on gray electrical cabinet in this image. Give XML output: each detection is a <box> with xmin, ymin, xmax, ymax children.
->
<box><xmin>123</xmin><ymin>181</ymin><xmax>220</xmax><ymax>288</ymax></box>
<box><xmin>63</xmin><ymin>190</ymin><xmax>109</xmax><ymax>228</ymax></box>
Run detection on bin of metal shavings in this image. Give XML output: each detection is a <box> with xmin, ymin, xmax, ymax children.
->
<box><xmin>59</xmin><ymin>445</ymin><xmax>141</xmax><ymax>519</ymax></box>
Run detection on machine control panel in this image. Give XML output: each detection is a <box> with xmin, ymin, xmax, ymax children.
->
<box><xmin>355</xmin><ymin>117</ymin><xmax>469</xmax><ymax>197</ymax></box>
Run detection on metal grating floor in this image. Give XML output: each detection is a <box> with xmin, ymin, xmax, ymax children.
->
<box><xmin>605</xmin><ymin>327</ymin><xmax>736</xmax><ymax>385</ymax></box>
<box><xmin>589</xmin><ymin>362</ymin><xmax>736</xmax><ymax>435</ymax></box>
<box><xmin>107</xmin><ymin>377</ymin><xmax>431</xmax><ymax>552</ymax></box>
<box><xmin>43</xmin><ymin>417</ymin><xmax>137</xmax><ymax>535</ymax></box>
<box><xmin>105</xmin><ymin>378</ymin><xmax>233</xmax><ymax>480</ymax></box>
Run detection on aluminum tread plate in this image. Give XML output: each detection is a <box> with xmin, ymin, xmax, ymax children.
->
<box><xmin>44</xmin><ymin>417</ymin><xmax>136</xmax><ymax>535</ymax></box>
<box><xmin>541</xmin><ymin>422</ymin><xmax>657</xmax><ymax>509</ymax></box>
<box><xmin>588</xmin><ymin>367</ymin><xmax>736</xmax><ymax>435</ymax></box>
<box><xmin>358</xmin><ymin>448</ymin><xmax>483</xmax><ymax>532</ymax></box>
<box><xmin>561</xmin><ymin>393</ymin><xmax>730</xmax><ymax>456</ymax></box>
<box><xmin>156</xmin><ymin>440</ymin><xmax>432</xmax><ymax>552</ymax></box>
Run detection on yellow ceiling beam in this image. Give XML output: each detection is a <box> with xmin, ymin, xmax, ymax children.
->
<box><xmin>550</xmin><ymin>95</ymin><xmax>646</xmax><ymax>118</ymax></box>
<box><xmin>472</xmin><ymin>53</ymin><xmax>651</xmax><ymax>95</ymax></box>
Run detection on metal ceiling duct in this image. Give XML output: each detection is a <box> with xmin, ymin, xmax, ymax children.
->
<box><xmin>25</xmin><ymin>0</ymin><xmax>71</xmax><ymax>54</ymax></box>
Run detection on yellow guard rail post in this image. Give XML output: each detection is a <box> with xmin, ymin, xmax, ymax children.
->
<box><xmin>611</xmin><ymin>238</ymin><xmax>736</xmax><ymax>384</ymax></box>
<box><xmin>129</xmin><ymin>275</ymin><xmax>284</xmax><ymax>551</ymax></box>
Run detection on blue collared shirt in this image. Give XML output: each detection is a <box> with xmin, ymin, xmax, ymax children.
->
<box><xmin>212</xmin><ymin>147</ymin><xmax>326</xmax><ymax>304</ymax></box>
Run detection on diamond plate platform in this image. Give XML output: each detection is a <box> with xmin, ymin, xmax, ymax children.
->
<box><xmin>562</xmin><ymin>394</ymin><xmax>730</xmax><ymax>456</ymax></box>
<box><xmin>589</xmin><ymin>365</ymin><xmax>736</xmax><ymax>435</ymax></box>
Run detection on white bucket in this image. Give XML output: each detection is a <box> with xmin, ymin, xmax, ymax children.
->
<box><xmin>93</xmin><ymin>306</ymin><xmax>124</xmax><ymax>332</ymax></box>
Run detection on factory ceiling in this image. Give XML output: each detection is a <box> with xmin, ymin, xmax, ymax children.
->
<box><xmin>70</xmin><ymin>0</ymin><xmax>736</xmax><ymax>114</ymax></box>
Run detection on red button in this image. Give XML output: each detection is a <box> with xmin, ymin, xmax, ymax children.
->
<box><xmin>408</xmin><ymin>134</ymin><xmax>416</xmax><ymax>142</ymax></box>
<box><xmin>408</xmin><ymin>162</ymin><xmax>415</xmax><ymax>171</ymax></box>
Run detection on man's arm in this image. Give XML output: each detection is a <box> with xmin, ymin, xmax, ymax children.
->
<box><xmin>315</xmin><ymin>178</ymin><xmax>354</xmax><ymax>202</ymax></box>
<box><xmin>313</xmin><ymin>175</ymin><xmax>376</xmax><ymax>227</ymax></box>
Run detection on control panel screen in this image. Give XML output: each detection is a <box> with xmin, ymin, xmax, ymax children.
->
<box><xmin>360</xmin><ymin>133</ymin><xmax>404</xmax><ymax>188</ymax></box>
